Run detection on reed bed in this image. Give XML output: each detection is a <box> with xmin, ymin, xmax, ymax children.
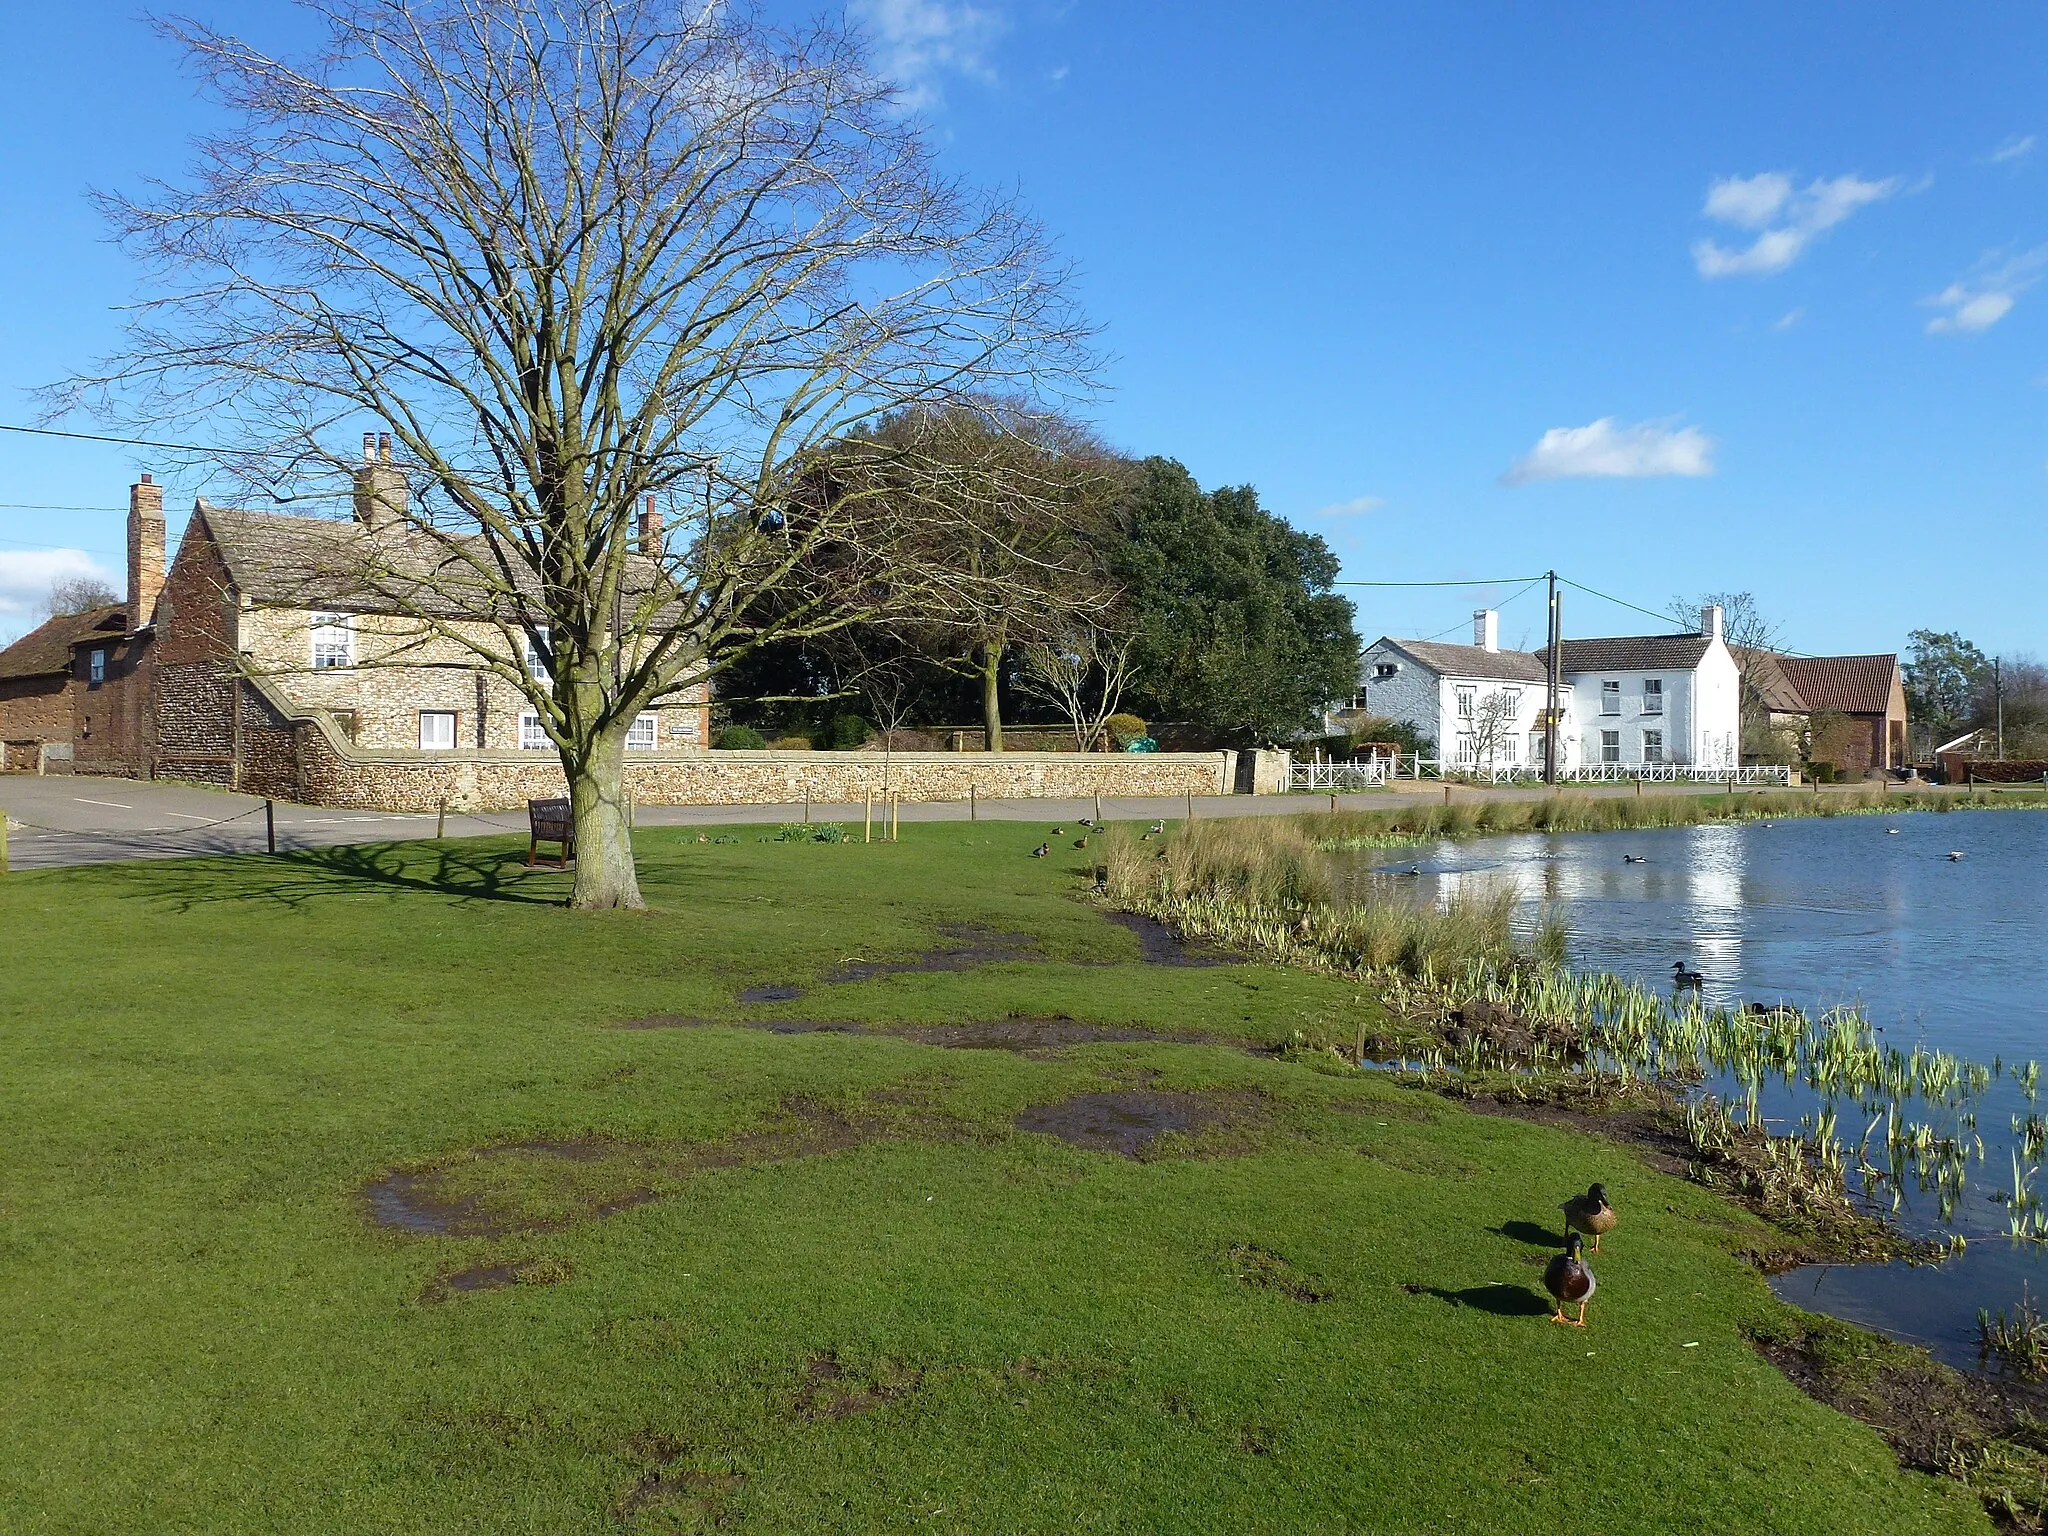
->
<box><xmin>1106</xmin><ymin>815</ymin><xmax>2038</xmax><ymax>1234</ymax></box>
<box><xmin>1295</xmin><ymin>784</ymin><xmax>2048</xmax><ymax>850</ymax></box>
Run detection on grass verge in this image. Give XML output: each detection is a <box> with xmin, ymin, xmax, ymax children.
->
<box><xmin>0</xmin><ymin>822</ymin><xmax>1999</xmax><ymax>1532</ymax></box>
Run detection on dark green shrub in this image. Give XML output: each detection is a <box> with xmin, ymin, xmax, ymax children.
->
<box><xmin>713</xmin><ymin>725</ymin><xmax>765</xmax><ymax>750</ymax></box>
<box><xmin>823</xmin><ymin>712</ymin><xmax>872</xmax><ymax>750</ymax></box>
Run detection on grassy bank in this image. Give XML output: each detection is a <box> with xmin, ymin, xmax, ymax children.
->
<box><xmin>1301</xmin><ymin>783</ymin><xmax>2048</xmax><ymax>847</ymax></box>
<box><xmin>0</xmin><ymin>825</ymin><xmax>1999</xmax><ymax>1532</ymax></box>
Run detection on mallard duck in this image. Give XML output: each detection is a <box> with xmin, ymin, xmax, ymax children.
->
<box><xmin>1561</xmin><ymin>1182</ymin><xmax>1616</xmax><ymax>1252</ymax></box>
<box><xmin>1623</xmin><ymin>854</ymin><xmax>1646</xmax><ymax>864</ymax></box>
<box><xmin>1544</xmin><ymin>1231</ymin><xmax>1596</xmax><ymax>1327</ymax></box>
<box><xmin>1073</xmin><ymin>836</ymin><xmax>1089</xmax><ymax>849</ymax></box>
<box><xmin>1031</xmin><ymin>842</ymin><xmax>1049</xmax><ymax>859</ymax></box>
<box><xmin>1671</xmin><ymin>960</ymin><xmax>1704</xmax><ymax>989</ymax></box>
<box><xmin>1149</xmin><ymin>820</ymin><xmax>1165</xmax><ymax>835</ymax></box>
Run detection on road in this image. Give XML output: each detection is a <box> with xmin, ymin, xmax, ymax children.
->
<box><xmin>0</xmin><ymin>772</ymin><xmax>1874</xmax><ymax>871</ymax></box>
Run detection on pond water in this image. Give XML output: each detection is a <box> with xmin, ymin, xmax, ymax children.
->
<box><xmin>1344</xmin><ymin>807</ymin><xmax>2048</xmax><ymax>1372</ymax></box>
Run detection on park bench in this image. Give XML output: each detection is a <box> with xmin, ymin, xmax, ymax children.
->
<box><xmin>527</xmin><ymin>797</ymin><xmax>575</xmax><ymax>868</ymax></box>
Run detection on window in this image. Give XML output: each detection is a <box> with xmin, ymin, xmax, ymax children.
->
<box><xmin>1600</xmin><ymin>680</ymin><xmax>1620</xmax><ymax>715</ymax></box>
<box><xmin>310</xmin><ymin>612</ymin><xmax>353</xmax><ymax>669</ymax></box>
<box><xmin>1643</xmin><ymin>729</ymin><xmax>1664</xmax><ymax>763</ymax></box>
<box><xmin>1499</xmin><ymin>734</ymin><xmax>1519</xmax><ymax>765</ymax></box>
<box><xmin>1456</xmin><ymin>687</ymin><xmax>1475</xmax><ymax>719</ymax></box>
<box><xmin>88</xmin><ymin>648</ymin><xmax>106</xmax><ymax>685</ymax></box>
<box><xmin>518</xmin><ymin>711</ymin><xmax>549</xmax><ymax>751</ymax></box>
<box><xmin>1600</xmin><ymin>730</ymin><xmax>1620</xmax><ymax>764</ymax></box>
<box><xmin>1642</xmin><ymin>678</ymin><xmax>1663</xmax><ymax>715</ymax></box>
<box><xmin>1374</xmin><ymin>662</ymin><xmax>1399</xmax><ymax>681</ymax></box>
<box><xmin>525</xmin><ymin>626</ymin><xmax>550</xmax><ymax>683</ymax></box>
<box><xmin>1454</xmin><ymin>733</ymin><xmax>1476</xmax><ymax>764</ymax></box>
<box><xmin>627</xmin><ymin>713</ymin><xmax>659</xmax><ymax>750</ymax></box>
<box><xmin>418</xmin><ymin>711</ymin><xmax>457</xmax><ymax>751</ymax></box>
<box><xmin>1501</xmin><ymin>688</ymin><xmax>1522</xmax><ymax>711</ymax></box>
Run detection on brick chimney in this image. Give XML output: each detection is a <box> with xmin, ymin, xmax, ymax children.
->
<box><xmin>637</xmin><ymin>493</ymin><xmax>663</xmax><ymax>554</ymax></box>
<box><xmin>353</xmin><ymin>430</ymin><xmax>409</xmax><ymax>529</ymax></box>
<box><xmin>128</xmin><ymin>473</ymin><xmax>165</xmax><ymax>629</ymax></box>
<box><xmin>1473</xmin><ymin>607</ymin><xmax>1499</xmax><ymax>653</ymax></box>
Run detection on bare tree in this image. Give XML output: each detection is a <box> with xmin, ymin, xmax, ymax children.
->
<box><xmin>865</xmin><ymin>402</ymin><xmax>1117</xmax><ymax>749</ymax></box>
<box><xmin>65</xmin><ymin>0</ymin><xmax>1093</xmax><ymax>909</ymax></box>
<box><xmin>1017</xmin><ymin>623</ymin><xmax>1136</xmax><ymax>752</ymax></box>
<box><xmin>1466</xmin><ymin>689</ymin><xmax>1521</xmax><ymax>773</ymax></box>
<box><xmin>1671</xmin><ymin>590</ymin><xmax>1785</xmax><ymax>760</ymax></box>
<box><xmin>42</xmin><ymin>576</ymin><xmax>121</xmax><ymax>619</ymax></box>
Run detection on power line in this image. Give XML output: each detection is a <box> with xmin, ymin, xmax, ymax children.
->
<box><xmin>0</xmin><ymin>422</ymin><xmax>264</xmax><ymax>455</ymax></box>
<box><xmin>1412</xmin><ymin>574</ymin><xmax>1546</xmax><ymax>641</ymax></box>
<box><xmin>1556</xmin><ymin>575</ymin><xmax>1686</xmax><ymax>631</ymax></box>
<box><xmin>0</xmin><ymin>502</ymin><xmax>128</xmax><ymax>512</ymax></box>
<box><xmin>1333</xmin><ymin>575</ymin><xmax>1543</xmax><ymax>588</ymax></box>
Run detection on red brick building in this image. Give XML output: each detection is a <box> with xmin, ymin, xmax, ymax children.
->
<box><xmin>0</xmin><ymin>602</ymin><xmax>126</xmax><ymax>771</ymax></box>
<box><xmin>1774</xmin><ymin>654</ymin><xmax>1909</xmax><ymax>775</ymax></box>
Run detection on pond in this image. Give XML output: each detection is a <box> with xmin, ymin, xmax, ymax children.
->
<box><xmin>1344</xmin><ymin>807</ymin><xmax>2048</xmax><ymax>1372</ymax></box>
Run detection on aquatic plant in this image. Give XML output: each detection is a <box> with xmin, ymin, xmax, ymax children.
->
<box><xmin>1978</xmin><ymin>1285</ymin><xmax>2048</xmax><ymax>1378</ymax></box>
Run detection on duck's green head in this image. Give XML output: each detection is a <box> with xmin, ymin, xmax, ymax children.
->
<box><xmin>1588</xmin><ymin>1182</ymin><xmax>1608</xmax><ymax>1207</ymax></box>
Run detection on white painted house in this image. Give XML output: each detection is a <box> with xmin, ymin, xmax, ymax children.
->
<box><xmin>1358</xmin><ymin>606</ymin><xmax>1742</xmax><ymax>776</ymax></box>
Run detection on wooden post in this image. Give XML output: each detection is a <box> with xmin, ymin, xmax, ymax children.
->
<box><xmin>0</xmin><ymin>813</ymin><xmax>8</xmax><ymax>876</ymax></box>
<box><xmin>436</xmin><ymin>797</ymin><xmax>446</xmax><ymax>838</ymax></box>
<box><xmin>803</xmin><ymin>788</ymin><xmax>811</xmax><ymax>825</ymax></box>
<box><xmin>890</xmin><ymin>794</ymin><xmax>899</xmax><ymax>842</ymax></box>
<box><xmin>1093</xmin><ymin>790</ymin><xmax>1102</xmax><ymax>824</ymax></box>
<box><xmin>1635</xmin><ymin>777</ymin><xmax>1642</xmax><ymax>798</ymax></box>
<box><xmin>969</xmin><ymin>784</ymin><xmax>977</xmax><ymax>821</ymax></box>
<box><xmin>628</xmin><ymin>787</ymin><xmax>636</xmax><ymax>830</ymax></box>
<box><xmin>265</xmin><ymin>799</ymin><xmax>276</xmax><ymax>855</ymax></box>
<box><xmin>864</xmin><ymin>792</ymin><xmax>873</xmax><ymax>844</ymax></box>
<box><xmin>1443</xmin><ymin>784</ymin><xmax>1451</xmax><ymax>805</ymax></box>
<box><xmin>1186</xmin><ymin>788</ymin><xmax>1195</xmax><ymax>823</ymax></box>
<box><xmin>1329</xmin><ymin>792</ymin><xmax>1338</xmax><ymax>814</ymax></box>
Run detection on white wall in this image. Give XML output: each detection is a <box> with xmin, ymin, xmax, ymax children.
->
<box><xmin>1358</xmin><ymin>642</ymin><xmax>1442</xmax><ymax>750</ymax></box>
<box><xmin>1438</xmin><ymin>675</ymin><xmax>1571</xmax><ymax>771</ymax></box>
<box><xmin>1564</xmin><ymin>652</ymin><xmax>1739</xmax><ymax>768</ymax></box>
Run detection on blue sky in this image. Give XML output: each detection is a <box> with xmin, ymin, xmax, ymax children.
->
<box><xmin>2</xmin><ymin>3</ymin><xmax>2044</xmax><ymax>659</ymax></box>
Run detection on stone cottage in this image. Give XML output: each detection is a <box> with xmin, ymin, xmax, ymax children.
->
<box><xmin>66</xmin><ymin>439</ymin><xmax>710</xmax><ymax>802</ymax></box>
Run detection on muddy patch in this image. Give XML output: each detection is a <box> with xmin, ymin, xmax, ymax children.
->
<box><xmin>1013</xmin><ymin>1088</ymin><xmax>1266</xmax><ymax>1160</ymax></box>
<box><xmin>611</xmin><ymin>1012</ymin><xmax>1256</xmax><ymax>1054</ymax></box>
<box><xmin>618</xmin><ymin>1014</ymin><xmax>859</xmax><ymax>1036</ymax></box>
<box><xmin>616</xmin><ymin>1462</ymin><xmax>745</xmax><ymax>1524</ymax></box>
<box><xmin>1099</xmin><ymin>909</ymin><xmax>1231</xmax><ymax>967</ymax></box>
<box><xmin>793</xmin><ymin>1351</ymin><xmax>923</xmax><ymax>1421</ymax></box>
<box><xmin>421</xmin><ymin>1254</ymin><xmax>573</xmax><ymax>1303</ymax></box>
<box><xmin>363</xmin><ymin>1099</ymin><xmax>939</xmax><ymax>1239</ymax></box>
<box><xmin>1226</xmin><ymin>1242</ymin><xmax>1333</xmax><ymax>1303</ymax></box>
<box><xmin>823</xmin><ymin>921</ymin><xmax>1042</xmax><ymax>982</ymax></box>
<box><xmin>737</xmin><ymin>983</ymin><xmax>805</xmax><ymax>1004</ymax></box>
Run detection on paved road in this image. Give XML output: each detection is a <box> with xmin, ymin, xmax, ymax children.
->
<box><xmin>0</xmin><ymin>772</ymin><xmax>1880</xmax><ymax>871</ymax></box>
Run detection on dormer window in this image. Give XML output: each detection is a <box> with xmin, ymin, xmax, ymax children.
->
<box><xmin>88</xmin><ymin>649</ymin><xmax>106</xmax><ymax>685</ymax></box>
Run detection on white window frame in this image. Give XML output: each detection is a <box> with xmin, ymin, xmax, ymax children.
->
<box><xmin>1601</xmin><ymin>680</ymin><xmax>1621</xmax><ymax>715</ymax></box>
<box><xmin>518</xmin><ymin>711</ymin><xmax>550</xmax><ymax>751</ymax></box>
<box><xmin>310</xmin><ymin>611</ymin><xmax>354</xmax><ymax>670</ymax></box>
<box><xmin>1500</xmin><ymin>733</ymin><xmax>1519</xmax><ymax>765</ymax></box>
<box><xmin>626</xmin><ymin>712</ymin><xmax>659</xmax><ymax>750</ymax></box>
<box><xmin>88</xmin><ymin>648</ymin><xmax>106</xmax><ymax>685</ymax></box>
<box><xmin>418</xmin><ymin>711</ymin><xmax>458</xmax><ymax>751</ymax></box>
<box><xmin>1455</xmin><ymin>687</ymin><xmax>1475</xmax><ymax>719</ymax></box>
<box><xmin>1642</xmin><ymin>678</ymin><xmax>1663</xmax><ymax>715</ymax></box>
<box><xmin>1643</xmin><ymin>729</ymin><xmax>1664</xmax><ymax>764</ymax></box>
<box><xmin>1374</xmin><ymin>662</ymin><xmax>1398</xmax><ymax>680</ymax></box>
<box><xmin>1600</xmin><ymin>730</ymin><xmax>1621</xmax><ymax>764</ymax></box>
<box><xmin>524</xmin><ymin>625</ymin><xmax>550</xmax><ymax>684</ymax></box>
<box><xmin>1454</xmin><ymin>733</ymin><xmax>1476</xmax><ymax>765</ymax></box>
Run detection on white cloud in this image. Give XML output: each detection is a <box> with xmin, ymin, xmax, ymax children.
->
<box><xmin>1313</xmin><ymin>495</ymin><xmax>1386</xmax><ymax>517</ymax></box>
<box><xmin>1692</xmin><ymin>172</ymin><xmax>1902</xmax><ymax>278</ymax></box>
<box><xmin>1503</xmin><ymin>418</ymin><xmax>1715</xmax><ymax>486</ymax></box>
<box><xmin>1991</xmin><ymin>134</ymin><xmax>2037</xmax><ymax>166</ymax></box>
<box><xmin>1773</xmin><ymin>307</ymin><xmax>1806</xmax><ymax>331</ymax></box>
<box><xmin>853</xmin><ymin>0</ymin><xmax>1006</xmax><ymax>109</ymax></box>
<box><xmin>1925</xmin><ymin>245</ymin><xmax>2048</xmax><ymax>334</ymax></box>
<box><xmin>0</xmin><ymin>548</ymin><xmax>114</xmax><ymax>634</ymax></box>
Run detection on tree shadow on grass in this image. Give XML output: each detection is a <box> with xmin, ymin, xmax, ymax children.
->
<box><xmin>1495</xmin><ymin>1220</ymin><xmax>1565</xmax><ymax>1248</ymax></box>
<box><xmin>1411</xmin><ymin>1283</ymin><xmax>1552</xmax><ymax>1317</ymax></box>
<box><xmin>98</xmin><ymin>840</ymin><xmax>568</xmax><ymax>911</ymax></box>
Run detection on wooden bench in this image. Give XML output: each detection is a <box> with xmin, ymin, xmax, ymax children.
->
<box><xmin>527</xmin><ymin>797</ymin><xmax>575</xmax><ymax>868</ymax></box>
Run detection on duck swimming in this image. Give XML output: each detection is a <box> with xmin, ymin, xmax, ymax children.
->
<box><xmin>1544</xmin><ymin>1231</ymin><xmax>1596</xmax><ymax>1328</ymax></box>
<box><xmin>1561</xmin><ymin>1183</ymin><xmax>1617</xmax><ymax>1252</ymax></box>
<box><xmin>1671</xmin><ymin>960</ymin><xmax>1704</xmax><ymax>989</ymax></box>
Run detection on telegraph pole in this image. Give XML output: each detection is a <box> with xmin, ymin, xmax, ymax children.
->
<box><xmin>1544</xmin><ymin>570</ymin><xmax>1561</xmax><ymax>785</ymax></box>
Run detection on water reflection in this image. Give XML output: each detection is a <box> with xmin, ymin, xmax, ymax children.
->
<box><xmin>1334</xmin><ymin>807</ymin><xmax>2048</xmax><ymax>1363</ymax></box>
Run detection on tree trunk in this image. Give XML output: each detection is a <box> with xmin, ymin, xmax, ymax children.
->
<box><xmin>980</xmin><ymin>641</ymin><xmax>1005</xmax><ymax>752</ymax></box>
<box><xmin>564</xmin><ymin>728</ymin><xmax>644</xmax><ymax>910</ymax></box>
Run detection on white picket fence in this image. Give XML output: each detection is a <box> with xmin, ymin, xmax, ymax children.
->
<box><xmin>1289</xmin><ymin>759</ymin><xmax>1392</xmax><ymax>791</ymax></box>
<box><xmin>1291</xmin><ymin>756</ymin><xmax>1791</xmax><ymax>791</ymax></box>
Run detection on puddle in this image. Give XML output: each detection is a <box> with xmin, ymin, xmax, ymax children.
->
<box><xmin>823</xmin><ymin>922</ymin><xmax>1041</xmax><ymax>982</ymax></box>
<box><xmin>1098</xmin><ymin>910</ymin><xmax>1229</xmax><ymax>967</ymax></box>
<box><xmin>738</xmin><ymin>984</ymin><xmax>805</xmax><ymax>1004</ymax></box>
<box><xmin>1013</xmin><ymin>1089</ymin><xmax>1253</xmax><ymax>1158</ymax></box>
<box><xmin>422</xmin><ymin>1255</ymin><xmax>573</xmax><ymax>1302</ymax></box>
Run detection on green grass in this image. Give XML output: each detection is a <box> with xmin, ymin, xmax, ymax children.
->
<box><xmin>0</xmin><ymin>825</ymin><xmax>1991</xmax><ymax>1533</ymax></box>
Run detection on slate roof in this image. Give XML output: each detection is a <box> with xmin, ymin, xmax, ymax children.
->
<box><xmin>200</xmin><ymin>506</ymin><xmax>529</xmax><ymax>619</ymax></box>
<box><xmin>1380</xmin><ymin>638</ymin><xmax>1548</xmax><ymax>684</ymax></box>
<box><xmin>0</xmin><ymin>604</ymin><xmax>126</xmax><ymax>681</ymax></box>
<box><xmin>1775</xmin><ymin>654</ymin><xmax>1901</xmax><ymax>717</ymax></box>
<box><xmin>1555</xmin><ymin>633</ymin><xmax>1712</xmax><ymax>672</ymax></box>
